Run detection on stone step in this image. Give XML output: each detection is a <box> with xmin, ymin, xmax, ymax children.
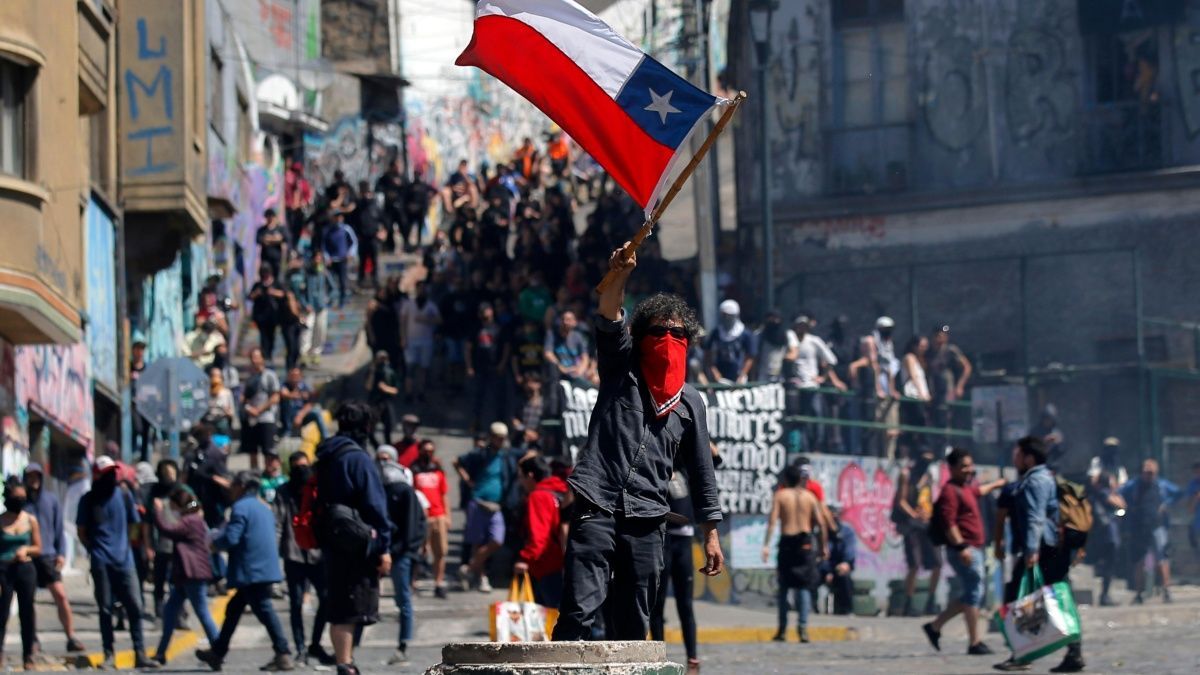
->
<box><xmin>428</xmin><ymin>641</ymin><xmax>683</xmax><ymax>675</ymax></box>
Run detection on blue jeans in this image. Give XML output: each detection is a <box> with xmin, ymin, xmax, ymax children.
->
<box><xmin>91</xmin><ymin>563</ymin><xmax>145</xmax><ymax>656</ymax></box>
<box><xmin>390</xmin><ymin>555</ymin><xmax>414</xmax><ymax>645</ymax></box>
<box><xmin>777</xmin><ymin>585</ymin><xmax>812</xmax><ymax>632</ymax></box>
<box><xmin>212</xmin><ymin>582</ymin><xmax>290</xmax><ymax>657</ymax></box>
<box><xmin>947</xmin><ymin>547</ymin><xmax>986</xmax><ymax>608</ymax></box>
<box><xmin>156</xmin><ymin>580</ymin><xmax>219</xmax><ymax>658</ymax></box>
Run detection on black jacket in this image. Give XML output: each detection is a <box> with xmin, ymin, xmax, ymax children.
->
<box><xmin>384</xmin><ymin>480</ymin><xmax>427</xmax><ymax>560</ymax></box>
<box><xmin>567</xmin><ymin>315</ymin><xmax>722</xmax><ymax>523</ymax></box>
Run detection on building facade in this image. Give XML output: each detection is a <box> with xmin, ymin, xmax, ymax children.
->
<box><xmin>1</xmin><ymin>0</ymin><xmax>119</xmax><ymax>477</ymax></box>
<box><xmin>728</xmin><ymin>0</ymin><xmax>1200</xmax><ymax>476</ymax></box>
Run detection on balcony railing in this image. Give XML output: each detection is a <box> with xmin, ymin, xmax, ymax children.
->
<box><xmin>825</xmin><ymin>122</ymin><xmax>912</xmax><ymax>196</ymax></box>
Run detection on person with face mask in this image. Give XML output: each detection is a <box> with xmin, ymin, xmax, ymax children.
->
<box><xmin>704</xmin><ymin>299</ymin><xmax>756</xmax><ymax>384</ymax></box>
<box><xmin>22</xmin><ymin>463</ymin><xmax>85</xmax><ymax>654</ymax></box>
<box><xmin>76</xmin><ymin>456</ymin><xmax>159</xmax><ymax>669</ymax></box>
<box><xmin>866</xmin><ymin>316</ymin><xmax>901</xmax><ymax>459</ymax></box>
<box><xmin>754</xmin><ymin>309</ymin><xmax>794</xmax><ymax>383</ymax></box>
<box><xmin>142</xmin><ymin>460</ymin><xmax>180</xmax><ymax>623</ymax></box>
<box><xmin>551</xmin><ymin>246</ymin><xmax>724</xmax><ymax>642</ymax></box>
<box><xmin>274</xmin><ymin>453</ymin><xmax>335</xmax><ymax>666</ymax></box>
<box><xmin>0</xmin><ymin>480</ymin><xmax>43</xmax><ymax>670</ymax></box>
<box><xmin>303</xmin><ymin>252</ymin><xmax>337</xmax><ymax>366</ymax></box>
<box><xmin>150</xmin><ymin>488</ymin><xmax>219</xmax><ymax>666</ymax></box>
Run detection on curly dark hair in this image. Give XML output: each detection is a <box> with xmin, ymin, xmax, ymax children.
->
<box><xmin>335</xmin><ymin>401</ymin><xmax>376</xmax><ymax>444</ymax></box>
<box><xmin>630</xmin><ymin>293</ymin><xmax>702</xmax><ymax>344</ymax></box>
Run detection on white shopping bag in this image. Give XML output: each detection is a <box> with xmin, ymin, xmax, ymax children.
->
<box><xmin>489</xmin><ymin>574</ymin><xmax>549</xmax><ymax>643</ymax></box>
<box><xmin>994</xmin><ymin>565</ymin><xmax>1081</xmax><ymax>664</ymax></box>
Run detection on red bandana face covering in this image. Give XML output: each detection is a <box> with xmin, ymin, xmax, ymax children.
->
<box><xmin>640</xmin><ymin>334</ymin><xmax>689</xmax><ymax>417</ymax></box>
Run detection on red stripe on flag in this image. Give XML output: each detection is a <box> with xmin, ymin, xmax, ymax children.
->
<box><xmin>456</xmin><ymin>15</ymin><xmax>673</xmax><ymax>208</ymax></box>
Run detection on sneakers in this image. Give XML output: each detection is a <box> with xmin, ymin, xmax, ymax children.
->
<box><xmin>435</xmin><ymin>585</ymin><xmax>449</xmax><ymax>600</ymax></box>
<box><xmin>921</xmin><ymin>623</ymin><xmax>941</xmax><ymax>651</ymax></box>
<box><xmin>968</xmin><ymin>642</ymin><xmax>995</xmax><ymax>656</ymax></box>
<box><xmin>478</xmin><ymin>575</ymin><xmax>494</xmax><ymax>593</ymax></box>
<box><xmin>1132</xmin><ymin>593</ymin><xmax>1144</xmax><ymax>605</ymax></box>
<box><xmin>1163</xmin><ymin>588</ymin><xmax>1172</xmax><ymax>604</ymax></box>
<box><xmin>195</xmin><ymin>648</ymin><xmax>223</xmax><ymax>672</ymax></box>
<box><xmin>770</xmin><ymin>632</ymin><xmax>785</xmax><ymax>642</ymax></box>
<box><xmin>459</xmin><ymin>564</ymin><xmax>474</xmax><ymax>591</ymax></box>
<box><xmin>261</xmin><ymin>653</ymin><xmax>296</xmax><ymax>671</ymax></box>
<box><xmin>798</xmin><ymin>627</ymin><xmax>810</xmax><ymax>643</ymax></box>
<box><xmin>134</xmin><ymin>653</ymin><xmax>162</xmax><ymax>669</ymax></box>
<box><xmin>387</xmin><ymin>647</ymin><xmax>409</xmax><ymax>665</ymax></box>
<box><xmin>307</xmin><ymin>644</ymin><xmax>337</xmax><ymax>666</ymax></box>
<box><xmin>993</xmin><ymin>658</ymin><xmax>1032</xmax><ymax>671</ymax></box>
<box><xmin>97</xmin><ymin>654</ymin><xmax>117</xmax><ymax>671</ymax></box>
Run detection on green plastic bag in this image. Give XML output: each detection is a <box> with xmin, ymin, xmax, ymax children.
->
<box><xmin>993</xmin><ymin>565</ymin><xmax>1081</xmax><ymax>664</ymax></box>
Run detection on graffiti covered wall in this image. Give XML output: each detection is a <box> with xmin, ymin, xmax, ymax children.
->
<box><xmin>85</xmin><ymin>201</ymin><xmax>119</xmax><ymax>393</ymax></box>
<box><xmin>139</xmin><ymin>255</ymin><xmax>184</xmax><ymax>363</ymax></box>
<box><xmin>13</xmin><ymin>344</ymin><xmax>94</xmax><ymax>453</ymax></box>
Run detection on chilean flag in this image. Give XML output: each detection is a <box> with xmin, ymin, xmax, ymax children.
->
<box><xmin>456</xmin><ymin>0</ymin><xmax>729</xmax><ymax>215</ymax></box>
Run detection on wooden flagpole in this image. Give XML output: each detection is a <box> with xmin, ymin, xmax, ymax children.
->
<box><xmin>595</xmin><ymin>91</ymin><xmax>748</xmax><ymax>294</ymax></box>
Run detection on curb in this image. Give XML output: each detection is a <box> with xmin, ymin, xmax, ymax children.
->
<box><xmin>662</xmin><ymin>626</ymin><xmax>858</xmax><ymax>644</ymax></box>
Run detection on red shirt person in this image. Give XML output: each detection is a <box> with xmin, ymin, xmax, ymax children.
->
<box><xmin>411</xmin><ymin>440</ymin><xmax>451</xmax><ymax>598</ymax></box>
<box><xmin>513</xmin><ymin>456</ymin><xmax>568</xmax><ymax>609</ymax></box>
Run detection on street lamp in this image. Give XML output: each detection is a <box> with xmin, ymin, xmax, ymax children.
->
<box><xmin>749</xmin><ymin>0</ymin><xmax>778</xmax><ymax>312</ymax></box>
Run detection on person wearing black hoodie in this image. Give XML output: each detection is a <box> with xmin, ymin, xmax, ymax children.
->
<box><xmin>314</xmin><ymin>402</ymin><xmax>393</xmax><ymax>675</ymax></box>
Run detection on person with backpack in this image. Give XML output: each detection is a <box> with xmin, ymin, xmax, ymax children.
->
<box><xmin>994</xmin><ymin>436</ymin><xmax>1083</xmax><ymax>673</ymax></box>
<box><xmin>379</xmin><ymin>453</ymin><xmax>427</xmax><ymax>666</ymax></box>
<box><xmin>312</xmin><ymin>402</ymin><xmax>393</xmax><ymax>675</ymax></box>
<box><xmin>196</xmin><ymin>472</ymin><xmax>293</xmax><ymax>672</ymax></box>
<box><xmin>892</xmin><ymin>449</ymin><xmax>942</xmax><ymax>616</ymax></box>
<box><xmin>453</xmin><ymin>422</ymin><xmax>519</xmax><ymax>593</ymax></box>
<box><xmin>1119</xmin><ymin>458</ymin><xmax>1183</xmax><ymax>604</ymax></box>
<box><xmin>921</xmin><ymin>448</ymin><xmax>1005</xmax><ymax>657</ymax></box>
<box><xmin>513</xmin><ymin>456</ymin><xmax>568</xmax><ymax>609</ymax></box>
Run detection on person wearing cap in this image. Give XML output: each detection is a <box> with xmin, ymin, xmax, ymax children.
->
<box><xmin>76</xmin><ymin>456</ymin><xmax>158</xmax><ymax>669</ymax></box>
<box><xmin>375</xmin><ymin>446</ymin><xmax>414</xmax><ymax>486</ymax></box>
<box><xmin>552</xmin><ymin>247</ymin><xmax>723</xmax><ymax>642</ymax></box>
<box><xmin>367</xmin><ymin>350</ymin><xmax>401</xmax><ymax>449</ymax></box>
<box><xmin>704</xmin><ymin>299</ymin><xmax>756</xmax><ymax>384</ymax></box>
<box><xmin>927</xmin><ymin>324</ymin><xmax>972</xmax><ymax>449</ymax></box>
<box><xmin>789</xmin><ymin>313</ymin><xmax>844</xmax><ymax>453</ymax></box>
<box><xmin>23</xmin><ymin>463</ymin><xmax>85</xmax><ymax>653</ymax></box>
<box><xmin>453</xmin><ymin>421</ymin><xmax>517</xmax><ymax>593</ymax></box>
<box><xmin>196</xmin><ymin>471</ymin><xmax>293</xmax><ymax>672</ymax></box>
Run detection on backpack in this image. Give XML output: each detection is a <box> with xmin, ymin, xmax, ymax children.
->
<box><xmin>1056</xmin><ymin>475</ymin><xmax>1093</xmax><ymax>549</ymax></box>
<box><xmin>292</xmin><ymin>476</ymin><xmax>320</xmax><ymax>551</ymax></box>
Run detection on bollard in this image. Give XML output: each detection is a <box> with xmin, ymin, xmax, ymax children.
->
<box><xmin>426</xmin><ymin>641</ymin><xmax>684</xmax><ymax>675</ymax></box>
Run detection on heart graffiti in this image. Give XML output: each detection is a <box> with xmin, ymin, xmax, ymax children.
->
<box><xmin>836</xmin><ymin>462</ymin><xmax>896</xmax><ymax>553</ymax></box>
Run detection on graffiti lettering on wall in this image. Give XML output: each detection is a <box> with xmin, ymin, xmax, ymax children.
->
<box><xmin>558</xmin><ymin>381</ymin><xmax>598</xmax><ymax>464</ymax></box>
<box><xmin>124</xmin><ymin>16</ymin><xmax>176</xmax><ymax>176</ymax></box>
<box><xmin>786</xmin><ymin>215</ymin><xmax>888</xmax><ymax>250</ymax></box>
<box><xmin>1174</xmin><ymin>4</ymin><xmax>1200</xmax><ymax>138</ymax></box>
<box><xmin>920</xmin><ymin>2</ymin><xmax>988</xmax><ymax>152</ymax></box>
<box><xmin>767</xmin><ymin>6</ymin><xmax>822</xmax><ymax>197</ymax></box>
<box><xmin>14</xmin><ymin>344</ymin><xmax>93</xmax><ymax>450</ymax></box>
<box><xmin>307</xmin><ymin>117</ymin><xmax>404</xmax><ymax>191</ymax></box>
<box><xmin>1</xmin><ymin>416</ymin><xmax>27</xmax><ymax>479</ymax></box>
<box><xmin>1004</xmin><ymin>6</ymin><xmax>1076</xmax><ymax>147</ymax></box>
<box><xmin>141</xmin><ymin>255</ymin><xmax>184</xmax><ymax>362</ymax></box>
<box><xmin>86</xmin><ymin>201</ymin><xmax>119</xmax><ymax>392</ymax></box>
<box><xmin>705</xmin><ymin>384</ymin><xmax>788</xmax><ymax>515</ymax></box>
<box><xmin>0</xmin><ymin>337</ymin><xmax>15</xmax><ymax>415</ymax></box>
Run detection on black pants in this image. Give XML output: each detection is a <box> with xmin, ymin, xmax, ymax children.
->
<box><xmin>152</xmin><ymin>554</ymin><xmax>171</xmax><ymax>615</ymax></box>
<box><xmin>242</xmin><ymin>422</ymin><xmax>278</xmax><ymax>461</ymax></box>
<box><xmin>213</xmin><ymin>582</ymin><xmax>291</xmax><ymax>657</ymax></box>
<box><xmin>285</xmin><ymin>560</ymin><xmax>328</xmax><ymax>653</ymax></box>
<box><xmin>92</xmin><ymin>563</ymin><xmax>146</xmax><ymax>656</ymax></box>
<box><xmin>329</xmin><ymin>260</ymin><xmax>349</xmax><ymax>308</ymax></box>
<box><xmin>358</xmin><ymin>246</ymin><xmax>378</xmax><ymax>288</ymax></box>
<box><xmin>258</xmin><ymin>320</ymin><xmax>279</xmax><ymax>362</ymax></box>
<box><xmin>0</xmin><ymin>561</ymin><xmax>37</xmax><ymax>660</ymax></box>
<box><xmin>825</xmin><ymin>569</ymin><xmax>854</xmax><ymax>615</ymax></box>
<box><xmin>552</xmin><ymin>504</ymin><xmax>665</xmax><ymax>641</ymax></box>
<box><xmin>283</xmin><ymin>322</ymin><xmax>302</xmax><ymax>370</ymax></box>
<box><xmin>371</xmin><ymin>399</ymin><xmax>395</xmax><ymax>448</ymax></box>
<box><xmin>1007</xmin><ymin>545</ymin><xmax>1082</xmax><ymax>661</ymax></box>
<box><xmin>649</xmin><ymin>533</ymin><xmax>697</xmax><ymax>659</ymax></box>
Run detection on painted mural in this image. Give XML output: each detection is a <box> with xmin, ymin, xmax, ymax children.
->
<box><xmin>140</xmin><ymin>255</ymin><xmax>184</xmax><ymax>363</ymax></box>
<box><xmin>85</xmin><ymin>200</ymin><xmax>119</xmax><ymax>393</ymax></box>
<box><xmin>13</xmin><ymin>344</ymin><xmax>94</xmax><ymax>452</ymax></box>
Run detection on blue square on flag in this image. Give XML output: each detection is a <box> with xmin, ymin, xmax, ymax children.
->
<box><xmin>615</xmin><ymin>57</ymin><xmax>716</xmax><ymax>151</ymax></box>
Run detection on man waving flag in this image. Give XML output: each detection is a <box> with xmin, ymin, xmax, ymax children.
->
<box><xmin>456</xmin><ymin>0</ymin><xmax>730</xmax><ymax>215</ymax></box>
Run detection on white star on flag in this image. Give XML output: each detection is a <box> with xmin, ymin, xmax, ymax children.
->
<box><xmin>644</xmin><ymin>88</ymin><xmax>681</xmax><ymax>124</ymax></box>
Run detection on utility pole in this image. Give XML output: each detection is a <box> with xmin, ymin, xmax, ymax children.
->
<box><xmin>685</xmin><ymin>0</ymin><xmax>719</xmax><ymax>326</ymax></box>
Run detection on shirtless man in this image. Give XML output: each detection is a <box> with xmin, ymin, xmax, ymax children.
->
<box><xmin>763</xmin><ymin>465</ymin><xmax>826</xmax><ymax>643</ymax></box>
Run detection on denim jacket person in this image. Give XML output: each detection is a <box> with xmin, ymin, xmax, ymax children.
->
<box><xmin>1011</xmin><ymin>464</ymin><xmax>1059</xmax><ymax>558</ymax></box>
